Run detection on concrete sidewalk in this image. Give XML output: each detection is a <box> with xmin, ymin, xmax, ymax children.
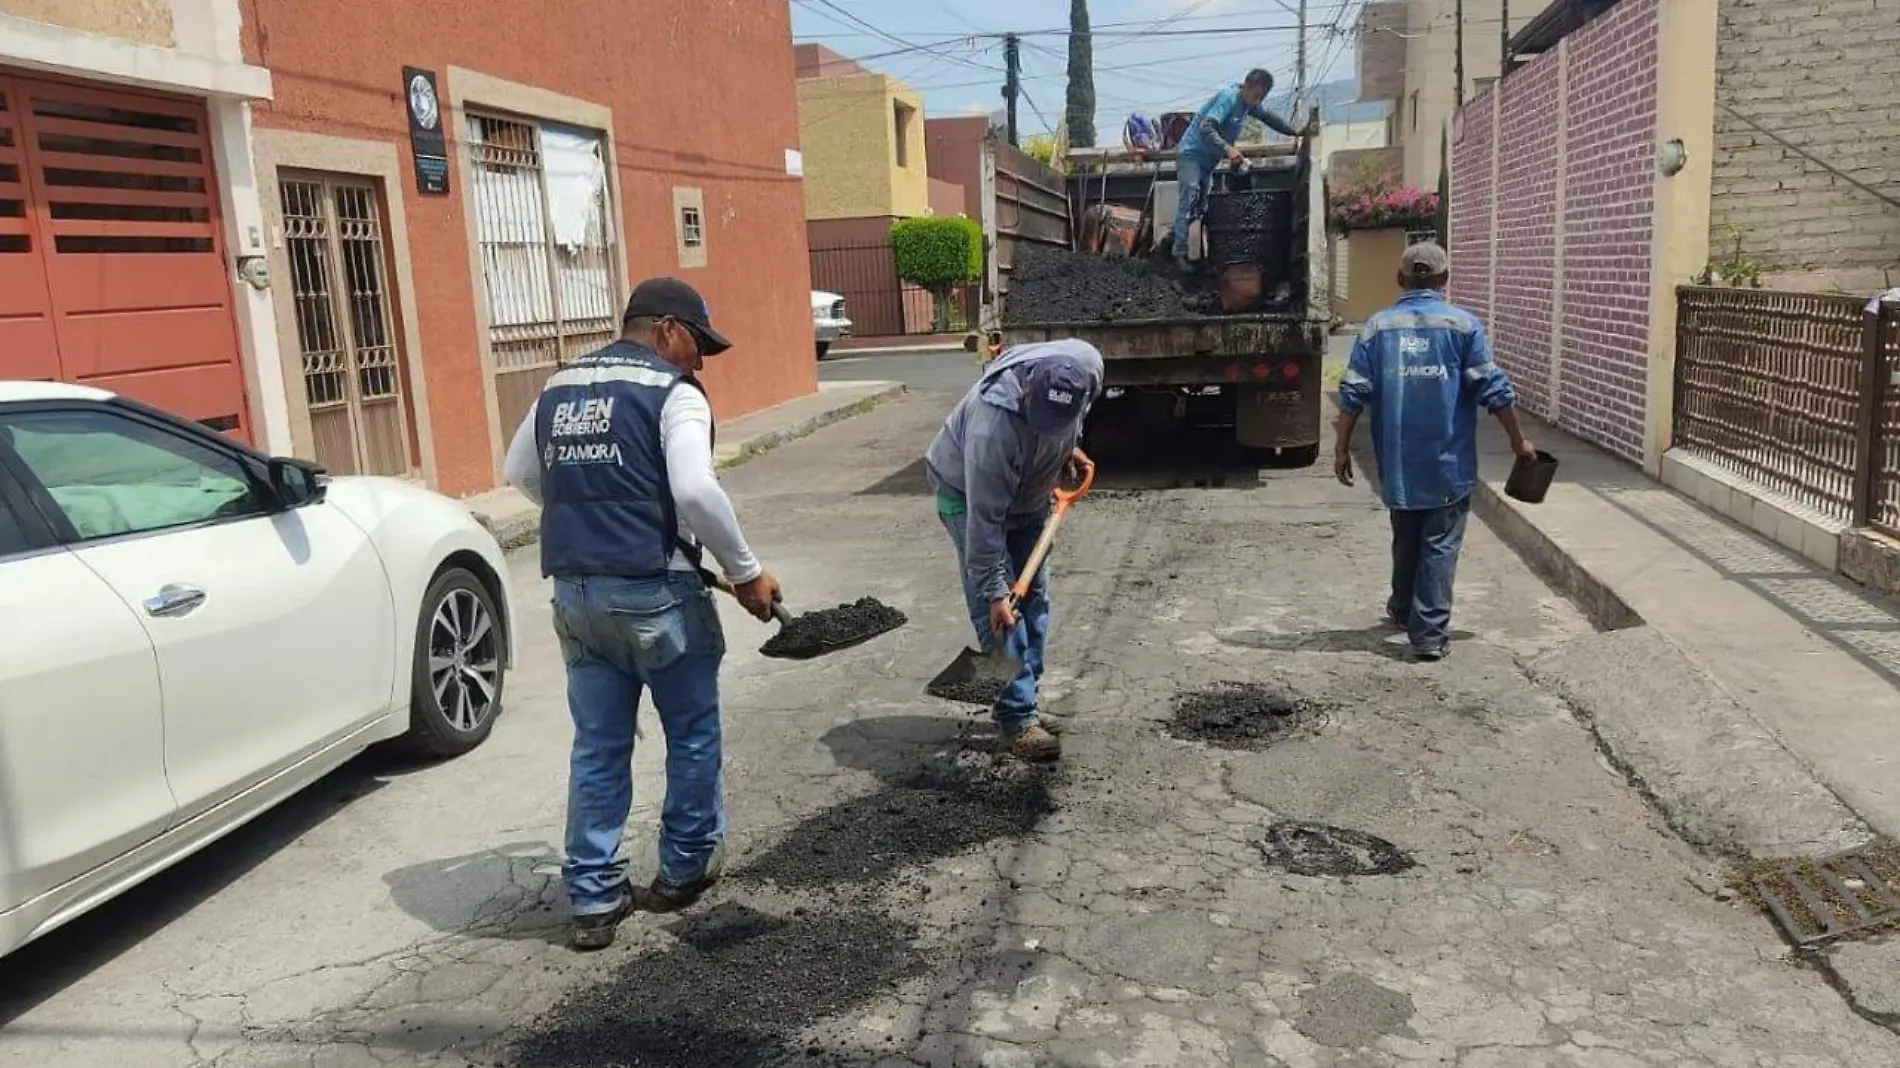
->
<box><xmin>1471</xmin><ymin>413</ymin><xmax>1900</xmax><ymax>854</ymax></box>
<box><xmin>460</xmin><ymin>379</ymin><xmax>904</xmax><ymax>551</ymax></box>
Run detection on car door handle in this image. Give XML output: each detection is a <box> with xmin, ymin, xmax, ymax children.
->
<box><xmin>144</xmin><ymin>584</ymin><xmax>207</xmax><ymax>618</ymax></box>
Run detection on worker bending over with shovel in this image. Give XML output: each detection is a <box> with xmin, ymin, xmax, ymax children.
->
<box><xmin>926</xmin><ymin>339</ymin><xmax>1103</xmax><ymax>762</ymax></box>
<box><xmin>504</xmin><ymin>278</ymin><xmax>782</xmax><ymax>950</ymax></box>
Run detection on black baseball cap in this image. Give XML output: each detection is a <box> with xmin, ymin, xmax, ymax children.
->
<box><xmin>624</xmin><ymin>277</ymin><xmax>732</xmax><ymax>356</ymax></box>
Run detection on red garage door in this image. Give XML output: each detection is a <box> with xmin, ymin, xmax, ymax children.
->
<box><xmin>0</xmin><ymin>74</ymin><xmax>249</xmax><ymax>441</ymax></box>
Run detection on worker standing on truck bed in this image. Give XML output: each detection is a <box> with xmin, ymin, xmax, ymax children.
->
<box><xmin>1171</xmin><ymin>69</ymin><xmax>1303</xmax><ymax>274</ymax></box>
<box><xmin>1331</xmin><ymin>244</ymin><xmax>1536</xmax><ymax>662</ymax></box>
<box><xmin>926</xmin><ymin>339</ymin><xmax>1105</xmax><ymax>763</ymax></box>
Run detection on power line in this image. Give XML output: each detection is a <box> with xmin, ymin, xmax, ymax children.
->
<box><xmin>791</xmin><ymin>0</ymin><xmax>993</xmax><ymax>73</ymax></box>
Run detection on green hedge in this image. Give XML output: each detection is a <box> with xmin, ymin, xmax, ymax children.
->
<box><xmin>889</xmin><ymin>216</ymin><xmax>983</xmax><ymax>291</ymax></box>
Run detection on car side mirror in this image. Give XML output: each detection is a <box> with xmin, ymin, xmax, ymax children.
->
<box><xmin>268</xmin><ymin>457</ymin><xmax>327</xmax><ymax>509</ymax></box>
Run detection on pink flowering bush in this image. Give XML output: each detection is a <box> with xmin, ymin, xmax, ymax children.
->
<box><xmin>1329</xmin><ymin>171</ymin><xmax>1441</xmax><ymax>233</ymax></box>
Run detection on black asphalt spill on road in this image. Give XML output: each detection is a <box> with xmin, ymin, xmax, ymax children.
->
<box><xmin>505</xmin><ymin>736</ymin><xmax>1060</xmax><ymax>1068</ymax></box>
<box><xmin>1168</xmin><ymin>681</ymin><xmax>1314</xmax><ymax>751</ymax></box>
<box><xmin>736</xmin><ymin>762</ymin><xmax>1057</xmax><ymax>894</ymax></box>
<box><xmin>508</xmin><ymin>903</ymin><xmax>928</xmax><ymax>1068</ymax></box>
<box><xmin>1256</xmin><ymin>820</ymin><xmax>1416</xmax><ymax>878</ymax></box>
<box><xmin>759</xmin><ymin>598</ymin><xmax>907</xmax><ymax>660</ymax></box>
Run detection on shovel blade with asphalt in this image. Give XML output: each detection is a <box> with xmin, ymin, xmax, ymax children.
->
<box><xmin>704</xmin><ymin>571</ymin><xmax>906</xmax><ymax>661</ymax></box>
<box><xmin>926</xmin><ymin>641</ymin><xmax>1023</xmax><ymax>706</ymax></box>
<box><xmin>927</xmin><ymin>454</ymin><xmax>1096</xmax><ymax>704</ymax></box>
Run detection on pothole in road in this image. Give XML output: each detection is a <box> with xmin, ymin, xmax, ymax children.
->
<box><xmin>1256</xmin><ymin>820</ymin><xmax>1416</xmax><ymax>878</ymax></box>
<box><xmin>758</xmin><ymin>597</ymin><xmax>907</xmax><ymax>660</ymax></box>
<box><xmin>1168</xmin><ymin>681</ymin><xmax>1317</xmax><ymax>751</ymax></box>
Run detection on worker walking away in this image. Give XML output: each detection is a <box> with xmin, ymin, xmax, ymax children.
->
<box><xmin>1171</xmin><ymin>68</ymin><xmax>1304</xmax><ymax>273</ymax></box>
<box><xmin>504</xmin><ymin>277</ymin><xmax>782</xmax><ymax>950</ymax></box>
<box><xmin>1332</xmin><ymin>244</ymin><xmax>1535</xmax><ymax>662</ymax></box>
<box><xmin>926</xmin><ymin>338</ymin><xmax>1104</xmax><ymax>762</ymax></box>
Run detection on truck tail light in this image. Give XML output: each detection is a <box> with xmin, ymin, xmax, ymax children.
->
<box><xmin>1283</xmin><ymin>362</ymin><xmax>1301</xmax><ymax>380</ymax></box>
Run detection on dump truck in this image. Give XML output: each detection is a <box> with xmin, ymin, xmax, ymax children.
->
<box><xmin>992</xmin><ymin>139</ymin><xmax>1329</xmax><ymax>467</ymax></box>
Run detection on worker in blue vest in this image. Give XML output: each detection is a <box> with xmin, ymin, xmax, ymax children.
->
<box><xmin>1171</xmin><ymin>69</ymin><xmax>1305</xmax><ymax>273</ymax></box>
<box><xmin>503</xmin><ymin>277</ymin><xmax>781</xmax><ymax>951</ymax></box>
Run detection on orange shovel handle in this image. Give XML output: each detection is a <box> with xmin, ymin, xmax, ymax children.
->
<box><xmin>1007</xmin><ymin>452</ymin><xmax>1097</xmax><ymax>604</ymax></box>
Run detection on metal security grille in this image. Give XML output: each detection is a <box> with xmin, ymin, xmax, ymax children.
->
<box><xmin>1674</xmin><ymin>287</ymin><xmax>1866</xmax><ymax>524</ymax></box>
<box><xmin>464</xmin><ymin>113</ymin><xmax>619</xmax><ymax>435</ymax></box>
<box><xmin>280</xmin><ymin>175</ymin><xmax>412</xmax><ymax>477</ymax></box>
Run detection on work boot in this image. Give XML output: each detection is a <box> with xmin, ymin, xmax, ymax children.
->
<box><xmin>1007</xmin><ymin>724</ymin><xmax>1062</xmax><ymax>763</ymax></box>
<box><xmin>1031</xmin><ymin>712</ymin><xmax>1065</xmax><ymax>735</ymax></box>
<box><xmin>1172</xmin><ymin>251</ymin><xmax>1193</xmax><ymax>275</ymax></box>
<box><xmin>1413</xmin><ymin>644</ymin><xmax>1449</xmax><ymax>663</ymax></box>
<box><xmin>634</xmin><ymin>847</ymin><xmax>725</xmax><ymax>914</ymax></box>
<box><xmin>569</xmin><ymin>892</ymin><xmax>634</xmax><ymax>952</ymax></box>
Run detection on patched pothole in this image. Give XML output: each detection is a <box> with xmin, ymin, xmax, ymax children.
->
<box><xmin>1256</xmin><ymin>820</ymin><xmax>1416</xmax><ymax>878</ymax></box>
<box><xmin>1168</xmin><ymin>681</ymin><xmax>1316</xmax><ymax>751</ymax></box>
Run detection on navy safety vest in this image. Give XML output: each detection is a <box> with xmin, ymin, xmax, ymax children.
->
<box><xmin>532</xmin><ymin>340</ymin><xmax>709</xmax><ymax>579</ymax></box>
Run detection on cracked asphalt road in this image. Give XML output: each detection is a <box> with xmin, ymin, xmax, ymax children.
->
<box><xmin>3</xmin><ymin>356</ymin><xmax>1896</xmax><ymax>1067</ymax></box>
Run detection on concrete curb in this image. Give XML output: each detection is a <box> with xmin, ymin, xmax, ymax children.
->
<box><xmin>466</xmin><ymin>382</ymin><xmax>907</xmax><ymax>553</ymax></box>
<box><xmin>1529</xmin><ymin>629</ymin><xmax>1873</xmax><ymax>860</ymax></box>
<box><xmin>1471</xmin><ymin>478</ymin><xmax>1873</xmax><ymax>862</ymax></box>
<box><xmin>473</xmin><ymin>507</ymin><xmax>540</xmax><ymax>555</ymax></box>
<box><xmin>1470</xmin><ymin>481</ymin><xmax>1642</xmax><ymax>631</ymax></box>
<box><xmin>715</xmin><ymin>382</ymin><xmax>905</xmax><ymax>470</ymax></box>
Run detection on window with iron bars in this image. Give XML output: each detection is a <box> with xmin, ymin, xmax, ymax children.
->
<box><xmin>463</xmin><ymin>112</ymin><xmax>621</xmax><ymax>433</ymax></box>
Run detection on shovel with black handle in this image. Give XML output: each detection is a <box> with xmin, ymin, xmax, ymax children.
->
<box><xmin>927</xmin><ymin>454</ymin><xmax>1097</xmax><ymax>705</ymax></box>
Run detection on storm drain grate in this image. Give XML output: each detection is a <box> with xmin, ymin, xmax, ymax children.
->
<box><xmin>1752</xmin><ymin>840</ymin><xmax>1900</xmax><ymax>948</ymax></box>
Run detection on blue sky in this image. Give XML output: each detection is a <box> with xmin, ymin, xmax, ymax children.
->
<box><xmin>790</xmin><ymin>0</ymin><xmax>1365</xmax><ymax>137</ymax></box>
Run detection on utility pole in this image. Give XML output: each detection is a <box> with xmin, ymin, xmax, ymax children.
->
<box><xmin>1453</xmin><ymin>0</ymin><xmax>1466</xmax><ymax>107</ymax></box>
<box><xmin>1501</xmin><ymin>0</ymin><xmax>1511</xmax><ymax>71</ymax></box>
<box><xmin>1451</xmin><ymin>0</ymin><xmax>1466</xmax><ymax>106</ymax></box>
<box><xmin>1295</xmin><ymin>0</ymin><xmax>1308</xmax><ymax>110</ymax></box>
<box><xmin>1003</xmin><ymin>33</ymin><xmax>1021</xmax><ymax>147</ymax></box>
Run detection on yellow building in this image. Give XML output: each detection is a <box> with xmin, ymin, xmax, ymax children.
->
<box><xmin>794</xmin><ymin>44</ymin><xmax>928</xmax><ymax>222</ymax></box>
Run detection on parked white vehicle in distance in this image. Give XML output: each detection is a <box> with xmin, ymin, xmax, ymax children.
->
<box><xmin>0</xmin><ymin>381</ymin><xmax>515</xmax><ymax>958</ymax></box>
<box><xmin>812</xmin><ymin>289</ymin><xmax>852</xmax><ymax>360</ymax></box>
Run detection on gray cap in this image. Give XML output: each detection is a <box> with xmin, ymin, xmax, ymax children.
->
<box><xmin>1400</xmin><ymin>242</ymin><xmax>1449</xmax><ymax>280</ymax></box>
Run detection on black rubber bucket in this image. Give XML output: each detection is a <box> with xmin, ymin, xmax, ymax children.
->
<box><xmin>1505</xmin><ymin>450</ymin><xmax>1560</xmax><ymax>504</ymax></box>
<box><xmin>1203</xmin><ymin>189</ymin><xmax>1291</xmax><ymax>277</ymax></box>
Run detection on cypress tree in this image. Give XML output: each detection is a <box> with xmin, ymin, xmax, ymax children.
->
<box><xmin>1065</xmin><ymin>0</ymin><xmax>1096</xmax><ymax>147</ymax></box>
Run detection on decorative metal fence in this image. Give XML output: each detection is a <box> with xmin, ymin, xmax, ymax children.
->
<box><xmin>1674</xmin><ymin>286</ymin><xmax>1900</xmax><ymax>533</ymax></box>
<box><xmin>808</xmin><ymin>241</ymin><xmax>979</xmax><ymax>338</ymax></box>
<box><xmin>1865</xmin><ymin>302</ymin><xmax>1900</xmax><ymax>536</ymax></box>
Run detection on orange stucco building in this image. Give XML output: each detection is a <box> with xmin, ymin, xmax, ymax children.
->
<box><xmin>0</xmin><ymin>0</ymin><xmax>815</xmax><ymax>497</ymax></box>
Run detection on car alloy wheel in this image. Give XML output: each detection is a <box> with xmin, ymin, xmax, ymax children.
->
<box><xmin>406</xmin><ymin>567</ymin><xmax>504</xmax><ymax>758</ymax></box>
<box><xmin>430</xmin><ymin>586</ymin><xmax>500</xmax><ymax>731</ymax></box>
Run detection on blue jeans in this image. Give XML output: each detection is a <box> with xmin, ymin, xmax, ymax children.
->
<box><xmin>939</xmin><ymin>512</ymin><xmax>1050</xmax><ymax>734</ymax></box>
<box><xmin>1387</xmin><ymin>498</ymin><xmax>1471</xmax><ymax>652</ymax></box>
<box><xmin>550</xmin><ymin>572</ymin><xmax>726</xmax><ymax>914</ymax></box>
<box><xmin>1170</xmin><ymin>154</ymin><xmax>1214</xmax><ymax>257</ymax></box>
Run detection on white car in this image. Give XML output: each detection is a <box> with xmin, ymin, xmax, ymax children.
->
<box><xmin>812</xmin><ymin>289</ymin><xmax>852</xmax><ymax>360</ymax></box>
<box><xmin>0</xmin><ymin>381</ymin><xmax>515</xmax><ymax>958</ymax></box>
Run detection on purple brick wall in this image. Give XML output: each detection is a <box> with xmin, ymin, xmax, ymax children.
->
<box><xmin>1449</xmin><ymin>97</ymin><xmax>1495</xmax><ymax>328</ymax></box>
<box><xmin>1448</xmin><ymin>0</ymin><xmax>1659</xmax><ymax>463</ymax></box>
